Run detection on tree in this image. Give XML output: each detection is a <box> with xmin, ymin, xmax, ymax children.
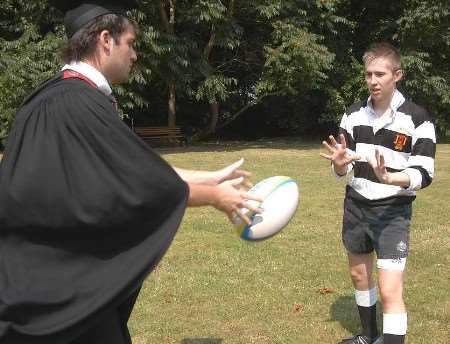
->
<box><xmin>0</xmin><ymin>0</ymin><xmax>62</xmax><ymax>147</ymax></box>
<box><xmin>320</xmin><ymin>0</ymin><xmax>450</xmax><ymax>138</ymax></box>
<box><xmin>1</xmin><ymin>0</ymin><xmax>448</xmax><ymax>143</ymax></box>
<box><xmin>193</xmin><ymin>0</ymin><xmax>344</xmax><ymax>136</ymax></box>
<box><xmin>396</xmin><ymin>0</ymin><xmax>450</xmax><ymax>137</ymax></box>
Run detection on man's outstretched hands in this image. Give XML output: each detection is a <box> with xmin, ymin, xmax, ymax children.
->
<box><xmin>185</xmin><ymin>158</ymin><xmax>263</xmax><ymax>225</ymax></box>
<box><xmin>321</xmin><ymin>138</ymin><xmax>410</xmax><ymax>187</ymax></box>
<box><xmin>320</xmin><ymin>134</ymin><xmax>360</xmax><ymax>175</ymax></box>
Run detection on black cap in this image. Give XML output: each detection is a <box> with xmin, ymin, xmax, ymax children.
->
<box><xmin>49</xmin><ymin>1</ymin><xmax>138</xmax><ymax>38</ymax></box>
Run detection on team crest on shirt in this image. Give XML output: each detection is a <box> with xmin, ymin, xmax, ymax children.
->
<box><xmin>393</xmin><ymin>133</ymin><xmax>408</xmax><ymax>151</ymax></box>
<box><xmin>396</xmin><ymin>241</ymin><xmax>407</xmax><ymax>253</ymax></box>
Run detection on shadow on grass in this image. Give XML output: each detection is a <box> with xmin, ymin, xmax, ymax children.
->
<box><xmin>152</xmin><ymin>137</ymin><xmax>322</xmax><ymax>154</ymax></box>
<box><xmin>330</xmin><ymin>296</ymin><xmax>382</xmax><ymax>335</ymax></box>
<box><xmin>180</xmin><ymin>339</ymin><xmax>223</xmax><ymax>344</ymax></box>
<box><xmin>329</xmin><ymin>295</ymin><xmax>360</xmax><ymax>334</ymax></box>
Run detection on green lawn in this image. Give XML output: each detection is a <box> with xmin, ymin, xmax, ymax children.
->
<box><xmin>129</xmin><ymin>140</ymin><xmax>450</xmax><ymax>344</ymax></box>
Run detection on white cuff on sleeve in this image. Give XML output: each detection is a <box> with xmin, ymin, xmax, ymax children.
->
<box><xmin>331</xmin><ymin>164</ymin><xmax>346</xmax><ymax>180</ymax></box>
<box><xmin>403</xmin><ymin>168</ymin><xmax>423</xmax><ymax>191</ymax></box>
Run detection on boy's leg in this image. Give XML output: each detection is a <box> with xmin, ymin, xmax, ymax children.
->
<box><xmin>375</xmin><ymin>203</ymin><xmax>411</xmax><ymax>344</ymax></box>
<box><xmin>337</xmin><ymin>253</ymin><xmax>380</xmax><ymax>343</ymax></box>
<box><xmin>378</xmin><ymin>266</ymin><xmax>407</xmax><ymax>344</ymax></box>
<box><xmin>339</xmin><ymin>198</ymin><xmax>380</xmax><ymax>343</ymax></box>
<box><xmin>348</xmin><ymin>252</ymin><xmax>379</xmax><ymax>341</ymax></box>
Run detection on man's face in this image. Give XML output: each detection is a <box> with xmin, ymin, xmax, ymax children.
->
<box><xmin>364</xmin><ymin>57</ymin><xmax>402</xmax><ymax>105</ymax></box>
<box><xmin>106</xmin><ymin>27</ymin><xmax>137</xmax><ymax>84</ymax></box>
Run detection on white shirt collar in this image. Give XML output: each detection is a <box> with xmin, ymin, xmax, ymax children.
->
<box><xmin>366</xmin><ymin>89</ymin><xmax>406</xmax><ymax>134</ymax></box>
<box><xmin>61</xmin><ymin>61</ymin><xmax>112</xmax><ymax>96</ymax></box>
<box><xmin>367</xmin><ymin>89</ymin><xmax>405</xmax><ymax>115</ymax></box>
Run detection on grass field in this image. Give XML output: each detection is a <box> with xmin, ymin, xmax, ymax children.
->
<box><xmin>129</xmin><ymin>140</ymin><xmax>450</xmax><ymax>344</ymax></box>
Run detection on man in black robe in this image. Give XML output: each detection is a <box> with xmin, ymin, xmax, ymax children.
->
<box><xmin>0</xmin><ymin>1</ymin><xmax>260</xmax><ymax>343</ymax></box>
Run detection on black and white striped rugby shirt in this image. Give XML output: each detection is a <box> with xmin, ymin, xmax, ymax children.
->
<box><xmin>337</xmin><ymin>90</ymin><xmax>436</xmax><ymax>206</ymax></box>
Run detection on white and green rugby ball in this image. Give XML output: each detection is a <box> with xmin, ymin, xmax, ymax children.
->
<box><xmin>234</xmin><ymin>176</ymin><xmax>299</xmax><ymax>241</ymax></box>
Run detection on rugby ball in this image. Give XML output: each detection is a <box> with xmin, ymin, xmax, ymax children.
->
<box><xmin>234</xmin><ymin>176</ymin><xmax>299</xmax><ymax>241</ymax></box>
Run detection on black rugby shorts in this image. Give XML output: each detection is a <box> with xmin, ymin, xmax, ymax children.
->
<box><xmin>342</xmin><ymin>197</ymin><xmax>412</xmax><ymax>259</ymax></box>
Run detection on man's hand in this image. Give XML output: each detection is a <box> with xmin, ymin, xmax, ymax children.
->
<box><xmin>367</xmin><ymin>149</ymin><xmax>391</xmax><ymax>184</ymax></box>
<box><xmin>320</xmin><ymin>134</ymin><xmax>360</xmax><ymax>175</ymax></box>
<box><xmin>173</xmin><ymin>158</ymin><xmax>252</xmax><ymax>187</ymax></box>
<box><xmin>367</xmin><ymin>149</ymin><xmax>410</xmax><ymax>187</ymax></box>
<box><xmin>187</xmin><ymin>177</ymin><xmax>262</xmax><ymax>225</ymax></box>
<box><xmin>214</xmin><ymin>177</ymin><xmax>262</xmax><ymax>225</ymax></box>
<box><xmin>210</xmin><ymin>158</ymin><xmax>252</xmax><ymax>187</ymax></box>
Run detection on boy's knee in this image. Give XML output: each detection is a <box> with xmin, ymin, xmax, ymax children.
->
<box><xmin>349</xmin><ymin>268</ymin><xmax>371</xmax><ymax>289</ymax></box>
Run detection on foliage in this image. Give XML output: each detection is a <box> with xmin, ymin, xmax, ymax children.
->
<box><xmin>258</xmin><ymin>21</ymin><xmax>333</xmax><ymax>96</ymax></box>
<box><xmin>0</xmin><ymin>0</ymin><xmax>449</xmax><ymax>143</ymax></box>
<box><xmin>320</xmin><ymin>57</ymin><xmax>367</xmax><ymax>126</ymax></box>
<box><xmin>0</xmin><ymin>0</ymin><xmax>62</xmax><ymax>146</ymax></box>
<box><xmin>396</xmin><ymin>0</ymin><xmax>450</xmax><ymax>137</ymax></box>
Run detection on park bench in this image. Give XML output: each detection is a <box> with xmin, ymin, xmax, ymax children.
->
<box><xmin>133</xmin><ymin>126</ymin><xmax>187</xmax><ymax>146</ymax></box>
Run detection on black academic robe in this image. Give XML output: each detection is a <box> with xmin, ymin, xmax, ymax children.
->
<box><xmin>0</xmin><ymin>73</ymin><xmax>189</xmax><ymax>343</ymax></box>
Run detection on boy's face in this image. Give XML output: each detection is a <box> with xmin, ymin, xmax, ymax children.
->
<box><xmin>364</xmin><ymin>57</ymin><xmax>402</xmax><ymax>105</ymax></box>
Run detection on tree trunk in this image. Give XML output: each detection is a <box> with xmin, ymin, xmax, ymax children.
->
<box><xmin>201</xmin><ymin>31</ymin><xmax>218</xmax><ymax>135</ymax></box>
<box><xmin>160</xmin><ymin>0</ymin><xmax>177</xmax><ymax>128</ymax></box>
<box><xmin>201</xmin><ymin>0</ymin><xmax>235</xmax><ymax>136</ymax></box>
<box><xmin>216</xmin><ymin>91</ymin><xmax>279</xmax><ymax>130</ymax></box>
<box><xmin>168</xmin><ymin>84</ymin><xmax>176</xmax><ymax>127</ymax></box>
<box><xmin>208</xmin><ymin>102</ymin><xmax>219</xmax><ymax>133</ymax></box>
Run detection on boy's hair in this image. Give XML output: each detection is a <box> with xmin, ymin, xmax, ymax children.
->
<box><xmin>362</xmin><ymin>42</ymin><xmax>402</xmax><ymax>71</ymax></box>
<box><xmin>61</xmin><ymin>14</ymin><xmax>138</xmax><ymax>63</ymax></box>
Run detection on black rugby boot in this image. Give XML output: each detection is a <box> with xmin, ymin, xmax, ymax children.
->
<box><xmin>338</xmin><ymin>334</ymin><xmax>382</xmax><ymax>344</ymax></box>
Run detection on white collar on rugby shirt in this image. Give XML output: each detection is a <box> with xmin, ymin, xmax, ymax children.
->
<box><xmin>367</xmin><ymin>88</ymin><xmax>406</xmax><ymax>116</ymax></box>
<box><xmin>61</xmin><ymin>61</ymin><xmax>112</xmax><ymax>97</ymax></box>
<box><xmin>366</xmin><ymin>89</ymin><xmax>406</xmax><ymax>135</ymax></box>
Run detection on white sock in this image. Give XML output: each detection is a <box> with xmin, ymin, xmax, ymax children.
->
<box><xmin>355</xmin><ymin>287</ymin><xmax>377</xmax><ymax>307</ymax></box>
<box><xmin>383</xmin><ymin>312</ymin><xmax>407</xmax><ymax>335</ymax></box>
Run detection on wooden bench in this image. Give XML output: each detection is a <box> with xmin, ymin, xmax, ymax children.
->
<box><xmin>133</xmin><ymin>126</ymin><xmax>187</xmax><ymax>145</ymax></box>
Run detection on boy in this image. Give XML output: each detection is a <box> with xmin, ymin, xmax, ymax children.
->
<box><xmin>320</xmin><ymin>42</ymin><xmax>436</xmax><ymax>344</ymax></box>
